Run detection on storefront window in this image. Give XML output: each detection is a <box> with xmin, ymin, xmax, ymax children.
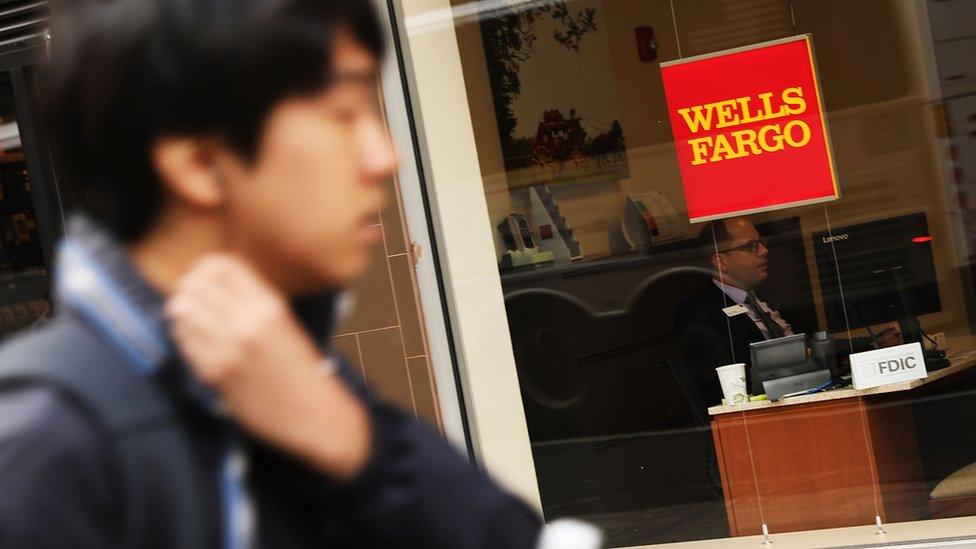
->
<box><xmin>399</xmin><ymin>0</ymin><xmax>976</xmax><ymax>545</ymax></box>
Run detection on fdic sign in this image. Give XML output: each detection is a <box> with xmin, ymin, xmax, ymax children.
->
<box><xmin>661</xmin><ymin>35</ymin><xmax>840</xmax><ymax>223</ymax></box>
<box><xmin>851</xmin><ymin>342</ymin><xmax>928</xmax><ymax>390</ymax></box>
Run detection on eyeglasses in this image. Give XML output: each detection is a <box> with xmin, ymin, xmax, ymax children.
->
<box><xmin>718</xmin><ymin>238</ymin><xmax>767</xmax><ymax>254</ymax></box>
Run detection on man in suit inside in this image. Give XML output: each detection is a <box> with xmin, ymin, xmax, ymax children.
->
<box><xmin>675</xmin><ymin>217</ymin><xmax>794</xmax><ymax>405</ymax></box>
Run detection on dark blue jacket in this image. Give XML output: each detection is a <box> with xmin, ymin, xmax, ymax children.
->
<box><xmin>0</xmin><ymin>220</ymin><xmax>542</xmax><ymax>548</ymax></box>
<box><xmin>0</xmin><ymin>310</ymin><xmax>543</xmax><ymax>549</ymax></box>
<box><xmin>0</xmin><ymin>306</ymin><xmax>540</xmax><ymax>549</ymax></box>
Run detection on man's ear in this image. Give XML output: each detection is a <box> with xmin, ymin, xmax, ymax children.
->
<box><xmin>151</xmin><ymin>136</ymin><xmax>225</xmax><ymax>210</ymax></box>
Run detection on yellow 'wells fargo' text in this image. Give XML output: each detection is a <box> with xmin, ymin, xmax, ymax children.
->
<box><xmin>677</xmin><ymin>87</ymin><xmax>810</xmax><ymax>165</ymax></box>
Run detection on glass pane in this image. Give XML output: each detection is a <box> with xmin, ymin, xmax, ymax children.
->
<box><xmin>0</xmin><ymin>71</ymin><xmax>50</xmax><ymax>338</ymax></box>
<box><xmin>429</xmin><ymin>0</ymin><xmax>976</xmax><ymax>544</ymax></box>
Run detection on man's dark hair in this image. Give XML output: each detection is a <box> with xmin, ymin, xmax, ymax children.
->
<box><xmin>46</xmin><ymin>0</ymin><xmax>384</xmax><ymax>241</ymax></box>
<box><xmin>697</xmin><ymin>218</ymin><xmax>734</xmax><ymax>259</ymax></box>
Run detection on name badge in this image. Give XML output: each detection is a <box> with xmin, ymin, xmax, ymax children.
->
<box><xmin>723</xmin><ymin>304</ymin><xmax>749</xmax><ymax>318</ymax></box>
<box><xmin>850</xmin><ymin>342</ymin><xmax>927</xmax><ymax>390</ymax></box>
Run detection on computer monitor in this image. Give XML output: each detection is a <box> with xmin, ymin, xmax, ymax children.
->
<box><xmin>812</xmin><ymin>213</ymin><xmax>941</xmax><ymax>334</ymax></box>
<box><xmin>749</xmin><ymin>334</ymin><xmax>815</xmax><ymax>394</ymax></box>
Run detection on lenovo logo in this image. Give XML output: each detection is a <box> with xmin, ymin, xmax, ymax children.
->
<box><xmin>822</xmin><ymin>234</ymin><xmax>850</xmax><ymax>244</ymax></box>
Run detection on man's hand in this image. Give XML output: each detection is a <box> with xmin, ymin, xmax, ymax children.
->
<box><xmin>165</xmin><ymin>255</ymin><xmax>372</xmax><ymax>480</ymax></box>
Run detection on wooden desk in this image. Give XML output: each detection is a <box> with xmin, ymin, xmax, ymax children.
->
<box><xmin>709</xmin><ymin>353</ymin><xmax>976</xmax><ymax>536</ymax></box>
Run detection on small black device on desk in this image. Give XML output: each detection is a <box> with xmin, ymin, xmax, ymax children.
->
<box><xmin>750</xmin><ymin>333</ymin><xmax>833</xmax><ymax>401</ymax></box>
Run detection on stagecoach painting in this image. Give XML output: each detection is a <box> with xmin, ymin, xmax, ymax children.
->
<box><xmin>530</xmin><ymin>109</ymin><xmax>589</xmax><ymax>183</ymax></box>
<box><xmin>508</xmin><ymin>108</ymin><xmax>628</xmax><ymax>189</ymax></box>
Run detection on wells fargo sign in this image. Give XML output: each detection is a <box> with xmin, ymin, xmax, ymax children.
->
<box><xmin>661</xmin><ymin>35</ymin><xmax>839</xmax><ymax>223</ymax></box>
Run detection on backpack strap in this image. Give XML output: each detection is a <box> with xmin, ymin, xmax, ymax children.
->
<box><xmin>0</xmin><ymin>316</ymin><xmax>211</xmax><ymax>549</ymax></box>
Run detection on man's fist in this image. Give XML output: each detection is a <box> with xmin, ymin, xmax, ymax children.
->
<box><xmin>166</xmin><ymin>255</ymin><xmax>372</xmax><ymax>479</ymax></box>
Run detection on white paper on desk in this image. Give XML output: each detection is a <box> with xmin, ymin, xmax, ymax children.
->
<box><xmin>850</xmin><ymin>342</ymin><xmax>927</xmax><ymax>390</ymax></box>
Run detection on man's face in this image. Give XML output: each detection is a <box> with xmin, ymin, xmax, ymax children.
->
<box><xmin>713</xmin><ymin>218</ymin><xmax>769</xmax><ymax>290</ymax></box>
<box><xmin>220</xmin><ymin>31</ymin><xmax>397</xmax><ymax>294</ymax></box>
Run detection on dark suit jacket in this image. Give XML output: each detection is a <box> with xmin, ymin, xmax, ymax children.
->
<box><xmin>674</xmin><ymin>283</ymin><xmax>768</xmax><ymax>406</ymax></box>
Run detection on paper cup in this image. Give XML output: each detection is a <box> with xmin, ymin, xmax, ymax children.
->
<box><xmin>716</xmin><ymin>363</ymin><xmax>748</xmax><ymax>405</ymax></box>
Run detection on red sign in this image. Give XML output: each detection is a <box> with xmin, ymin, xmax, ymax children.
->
<box><xmin>661</xmin><ymin>35</ymin><xmax>839</xmax><ymax>223</ymax></box>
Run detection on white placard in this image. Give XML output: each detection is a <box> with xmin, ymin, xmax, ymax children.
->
<box><xmin>722</xmin><ymin>304</ymin><xmax>749</xmax><ymax>318</ymax></box>
<box><xmin>850</xmin><ymin>342</ymin><xmax>927</xmax><ymax>390</ymax></box>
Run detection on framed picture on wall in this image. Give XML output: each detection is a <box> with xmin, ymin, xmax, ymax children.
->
<box><xmin>479</xmin><ymin>0</ymin><xmax>630</xmax><ymax>190</ymax></box>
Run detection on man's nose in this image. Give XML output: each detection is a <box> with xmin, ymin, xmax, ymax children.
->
<box><xmin>758</xmin><ymin>242</ymin><xmax>769</xmax><ymax>256</ymax></box>
<box><xmin>360</xmin><ymin>119</ymin><xmax>399</xmax><ymax>183</ymax></box>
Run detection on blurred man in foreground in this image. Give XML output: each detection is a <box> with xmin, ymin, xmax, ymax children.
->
<box><xmin>0</xmin><ymin>1</ymin><xmax>600</xmax><ymax>547</ymax></box>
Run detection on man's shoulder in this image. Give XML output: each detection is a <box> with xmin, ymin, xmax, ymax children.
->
<box><xmin>0</xmin><ymin>385</ymin><xmax>116</xmax><ymax>509</ymax></box>
<box><xmin>676</xmin><ymin>285</ymin><xmax>725</xmax><ymax>323</ymax></box>
<box><xmin>0</xmin><ymin>315</ymin><xmax>98</xmax><ymax>362</ymax></box>
<box><xmin>0</xmin><ymin>321</ymin><xmax>119</xmax><ymax>492</ymax></box>
<box><xmin>0</xmin><ymin>383</ymin><xmax>110</xmax><ymax>463</ymax></box>
<box><xmin>0</xmin><ymin>383</ymin><xmax>121</xmax><ymax>547</ymax></box>
<box><xmin>0</xmin><ymin>316</ymin><xmax>174</xmax><ymax>426</ymax></box>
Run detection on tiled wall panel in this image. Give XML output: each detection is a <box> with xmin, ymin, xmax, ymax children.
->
<box><xmin>330</xmin><ymin>173</ymin><xmax>442</xmax><ymax>431</ymax></box>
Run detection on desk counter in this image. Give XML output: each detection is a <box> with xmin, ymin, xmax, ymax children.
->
<box><xmin>708</xmin><ymin>351</ymin><xmax>976</xmax><ymax>416</ymax></box>
<box><xmin>709</xmin><ymin>350</ymin><xmax>976</xmax><ymax>536</ymax></box>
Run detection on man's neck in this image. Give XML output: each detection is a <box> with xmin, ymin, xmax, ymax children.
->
<box><xmin>128</xmin><ymin>215</ymin><xmax>225</xmax><ymax>296</ymax></box>
<box><xmin>713</xmin><ymin>278</ymin><xmax>752</xmax><ymax>293</ymax></box>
